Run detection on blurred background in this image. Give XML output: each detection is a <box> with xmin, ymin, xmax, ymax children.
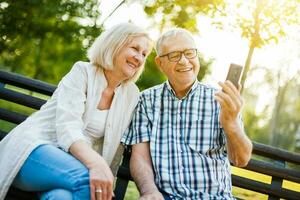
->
<box><xmin>1</xmin><ymin>0</ymin><xmax>300</xmax><ymax>198</ymax></box>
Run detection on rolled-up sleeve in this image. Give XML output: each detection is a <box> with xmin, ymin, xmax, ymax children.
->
<box><xmin>121</xmin><ymin>96</ymin><xmax>152</xmax><ymax>145</ymax></box>
<box><xmin>55</xmin><ymin>62</ymin><xmax>89</xmax><ymax>152</ymax></box>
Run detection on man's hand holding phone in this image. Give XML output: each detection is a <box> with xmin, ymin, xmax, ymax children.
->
<box><xmin>214</xmin><ymin>63</ymin><xmax>244</xmax><ymax>131</ymax></box>
<box><xmin>225</xmin><ymin>63</ymin><xmax>243</xmax><ymax>89</ymax></box>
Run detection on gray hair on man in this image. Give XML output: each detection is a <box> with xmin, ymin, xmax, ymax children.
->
<box><xmin>155</xmin><ymin>28</ymin><xmax>196</xmax><ymax>56</ymax></box>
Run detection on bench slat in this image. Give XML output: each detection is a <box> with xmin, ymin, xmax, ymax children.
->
<box><xmin>0</xmin><ymin>87</ymin><xmax>46</xmax><ymax>110</ymax></box>
<box><xmin>5</xmin><ymin>187</ymin><xmax>38</xmax><ymax>200</ymax></box>
<box><xmin>253</xmin><ymin>142</ymin><xmax>300</xmax><ymax>165</ymax></box>
<box><xmin>0</xmin><ymin>130</ymin><xmax>7</xmax><ymax>141</ymax></box>
<box><xmin>232</xmin><ymin>175</ymin><xmax>300</xmax><ymax>200</ymax></box>
<box><xmin>244</xmin><ymin>159</ymin><xmax>300</xmax><ymax>183</ymax></box>
<box><xmin>0</xmin><ymin>108</ymin><xmax>27</xmax><ymax>124</ymax></box>
<box><xmin>0</xmin><ymin>70</ymin><xmax>56</xmax><ymax>96</ymax></box>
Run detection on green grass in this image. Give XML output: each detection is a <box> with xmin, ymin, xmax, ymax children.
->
<box><xmin>124</xmin><ymin>182</ymin><xmax>139</xmax><ymax>200</ymax></box>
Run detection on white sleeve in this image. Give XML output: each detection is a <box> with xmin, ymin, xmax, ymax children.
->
<box><xmin>55</xmin><ymin>61</ymin><xmax>90</xmax><ymax>152</ymax></box>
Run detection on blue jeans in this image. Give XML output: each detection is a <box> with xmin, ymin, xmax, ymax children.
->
<box><xmin>12</xmin><ymin>144</ymin><xmax>90</xmax><ymax>200</ymax></box>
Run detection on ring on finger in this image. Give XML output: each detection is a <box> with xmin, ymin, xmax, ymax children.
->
<box><xmin>95</xmin><ymin>188</ymin><xmax>102</xmax><ymax>193</ymax></box>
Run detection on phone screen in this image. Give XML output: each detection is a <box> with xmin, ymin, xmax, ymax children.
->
<box><xmin>225</xmin><ymin>63</ymin><xmax>243</xmax><ymax>89</ymax></box>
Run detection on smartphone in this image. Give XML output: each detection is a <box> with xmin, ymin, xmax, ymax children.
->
<box><xmin>225</xmin><ymin>63</ymin><xmax>243</xmax><ymax>89</ymax></box>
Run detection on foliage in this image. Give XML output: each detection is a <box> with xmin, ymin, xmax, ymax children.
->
<box><xmin>243</xmin><ymin>63</ymin><xmax>300</xmax><ymax>150</ymax></box>
<box><xmin>143</xmin><ymin>0</ymin><xmax>225</xmax><ymax>32</ymax></box>
<box><xmin>231</xmin><ymin>0</ymin><xmax>300</xmax><ymax>48</ymax></box>
<box><xmin>227</xmin><ymin>0</ymin><xmax>300</xmax><ymax>90</ymax></box>
<box><xmin>136</xmin><ymin>51</ymin><xmax>166</xmax><ymax>91</ymax></box>
<box><xmin>0</xmin><ymin>0</ymin><xmax>102</xmax><ymax>83</ymax></box>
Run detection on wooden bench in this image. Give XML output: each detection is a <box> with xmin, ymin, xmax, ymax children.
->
<box><xmin>1</xmin><ymin>70</ymin><xmax>300</xmax><ymax>200</ymax></box>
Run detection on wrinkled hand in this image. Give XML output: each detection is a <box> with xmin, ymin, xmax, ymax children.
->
<box><xmin>139</xmin><ymin>190</ymin><xmax>164</xmax><ymax>200</ymax></box>
<box><xmin>214</xmin><ymin>80</ymin><xmax>243</xmax><ymax>131</ymax></box>
<box><xmin>89</xmin><ymin>157</ymin><xmax>114</xmax><ymax>200</ymax></box>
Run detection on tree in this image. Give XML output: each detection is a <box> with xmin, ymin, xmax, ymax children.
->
<box><xmin>141</xmin><ymin>0</ymin><xmax>300</xmax><ymax>92</ymax></box>
<box><xmin>267</xmin><ymin>68</ymin><xmax>300</xmax><ymax>147</ymax></box>
<box><xmin>0</xmin><ymin>0</ymin><xmax>102</xmax><ymax>83</ymax></box>
<box><xmin>143</xmin><ymin>0</ymin><xmax>225</xmax><ymax>32</ymax></box>
<box><xmin>244</xmin><ymin>61</ymin><xmax>300</xmax><ymax>149</ymax></box>
<box><xmin>229</xmin><ymin>0</ymin><xmax>300</xmax><ymax>92</ymax></box>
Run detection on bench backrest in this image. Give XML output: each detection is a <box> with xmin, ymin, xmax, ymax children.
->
<box><xmin>1</xmin><ymin>70</ymin><xmax>300</xmax><ymax>200</ymax></box>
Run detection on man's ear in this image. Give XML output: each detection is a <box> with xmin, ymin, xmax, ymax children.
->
<box><xmin>155</xmin><ymin>56</ymin><xmax>162</xmax><ymax>71</ymax></box>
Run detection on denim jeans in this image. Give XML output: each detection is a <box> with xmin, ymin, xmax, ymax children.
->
<box><xmin>12</xmin><ymin>144</ymin><xmax>90</xmax><ymax>200</ymax></box>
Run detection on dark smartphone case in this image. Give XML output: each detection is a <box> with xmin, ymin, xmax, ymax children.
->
<box><xmin>225</xmin><ymin>63</ymin><xmax>243</xmax><ymax>89</ymax></box>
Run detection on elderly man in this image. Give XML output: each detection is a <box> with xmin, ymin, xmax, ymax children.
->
<box><xmin>121</xmin><ymin>28</ymin><xmax>252</xmax><ymax>200</ymax></box>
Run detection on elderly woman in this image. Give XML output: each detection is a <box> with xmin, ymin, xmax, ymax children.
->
<box><xmin>0</xmin><ymin>23</ymin><xmax>152</xmax><ymax>200</ymax></box>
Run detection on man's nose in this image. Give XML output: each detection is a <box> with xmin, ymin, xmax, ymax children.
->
<box><xmin>178</xmin><ymin>54</ymin><xmax>189</xmax><ymax>65</ymax></box>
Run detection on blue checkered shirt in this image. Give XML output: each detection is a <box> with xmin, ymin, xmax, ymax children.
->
<box><xmin>121</xmin><ymin>81</ymin><xmax>236</xmax><ymax>199</ymax></box>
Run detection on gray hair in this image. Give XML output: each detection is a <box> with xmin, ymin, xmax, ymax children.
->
<box><xmin>87</xmin><ymin>23</ymin><xmax>151</xmax><ymax>82</ymax></box>
<box><xmin>155</xmin><ymin>28</ymin><xmax>195</xmax><ymax>56</ymax></box>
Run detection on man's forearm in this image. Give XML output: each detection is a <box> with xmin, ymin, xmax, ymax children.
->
<box><xmin>130</xmin><ymin>143</ymin><xmax>159</xmax><ymax>195</ymax></box>
<box><xmin>224</xmin><ymin>122</ymin><xmax>253</xmax><ymax>167</ymax></box>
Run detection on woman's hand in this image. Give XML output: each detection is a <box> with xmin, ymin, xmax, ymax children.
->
<box><xmin>88</xmin><ymin>157</ymin><xmax>115</xmax><ymax>200</ymax></box>
<box><xmin>69</xmin><ymin>140</ymin><xmax>115</xmax><ymax>200</ymax></box>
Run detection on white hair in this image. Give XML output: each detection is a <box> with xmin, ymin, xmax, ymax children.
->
<box><xmin>87</xmin><ymin>23</ymin><xmax>151</xmax><ymax>82</ymax></box>
<box><xmin>155</xmin><ymin>28</ymin><xmax>195</xmax><ymax>56</ymax></box>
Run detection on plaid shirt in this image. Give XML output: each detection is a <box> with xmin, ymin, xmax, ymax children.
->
<box><xmin>122</xmin><ymin>81</ymin><xmax>236</xmax><ymax>200</ymax></box>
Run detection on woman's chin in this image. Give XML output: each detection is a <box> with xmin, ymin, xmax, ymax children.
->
<box><xmin>123</xmin><ymin>70</ymin><xmax>136</xmax><ymax>80</ymax></box>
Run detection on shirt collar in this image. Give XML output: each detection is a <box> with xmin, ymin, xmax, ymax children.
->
<box><xmin>165</xmin><ymin>79</ymin><xmax>199</xmax><ymax>100</ymax></box>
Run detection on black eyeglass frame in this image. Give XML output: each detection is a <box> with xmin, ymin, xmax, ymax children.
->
<box><xmin>159</xmin><ymin>48</ymin><xmax>198</xmax><ymax>62</ymax></box>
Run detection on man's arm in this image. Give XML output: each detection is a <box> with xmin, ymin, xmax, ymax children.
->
<box><xmin>130</xmin><ymin>142</ymin><xmax>164</xmax><ymax>200</ymax></box>
<box><xmin>215</xmin><ymin>81</ymin><xmax>253</xmax><ymax>167</ymax></box>
<box><xmin>222</xmin><ymin>119</ymin><xmax>252</xmax><ymax>167</ymax></box>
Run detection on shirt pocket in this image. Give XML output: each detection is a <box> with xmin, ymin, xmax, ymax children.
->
<box><xmin>185</xmin><ymin>114</ymin><xmax>215</xmax><ymax>154</ymax></box>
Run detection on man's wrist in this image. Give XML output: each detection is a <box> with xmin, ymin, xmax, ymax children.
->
<box><xmin>140</xmin><ymin>186</ymin><xmax>160</xmax><ymax>196</ymax></box>
<box><xmin>223</xmin><ymin>119</ymin><xmax>241</xmax><ymax>137</ymax></box>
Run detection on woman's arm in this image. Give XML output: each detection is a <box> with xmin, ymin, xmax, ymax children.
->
<box><xmin>55</xmin><ymin>62</ymin><xmax>114</xmax><ymax>200</ymax></box>
<box><xmin>55</xmin><ymin>62</ymin><xmax>90</xmax><ymax>152</ymax></box>
<box><xmin>70</xmin><ymin>140</ymin><xmax>114</xmax><ymax>200</ymax></box>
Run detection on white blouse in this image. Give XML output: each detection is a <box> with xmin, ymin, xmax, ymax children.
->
<box><xmin>84</xmin><ymin>109</ymin><xmax>109</xmax><ymax>139</ymax></box>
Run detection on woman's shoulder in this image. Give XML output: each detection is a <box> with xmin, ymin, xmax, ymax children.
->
<box><xmin>67</xmin><ymin>61</ymin><xmax>101</xmax><ymax>81</ymax></box>
<box><xmin>71</xmin><ymin>61</ymin><xmax>95</xmax><ymax>72</ymax></box>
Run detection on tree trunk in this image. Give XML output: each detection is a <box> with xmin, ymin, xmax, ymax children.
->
<box><xmin>240</xmin><ymin>0</ymin><xmax>263</xmax><ymax>93</ymax></box>
<box><xmin>32</xmin><ymin>38</ymin><xmax>43</xmax><ymax>80</ymax></box>
<box><xmin>269</xmin><ymin>87</ymin><xmax>282</xmax><ymax>146</ymax></box>
<box><xmin>241</xmin><ymin>42</ymin><xmax>255</xmax><ymax>93</ymax></box>
<box><xmin>268</xmin><ymin>80</ymin><xmax>290</xmax><ymax>146</ymax></box>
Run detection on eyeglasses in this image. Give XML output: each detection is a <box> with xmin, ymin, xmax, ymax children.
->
<box><xmin>159</xmin><ymin>48</ymin><xmax>198</xmax><ymax>62</ymax></box>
